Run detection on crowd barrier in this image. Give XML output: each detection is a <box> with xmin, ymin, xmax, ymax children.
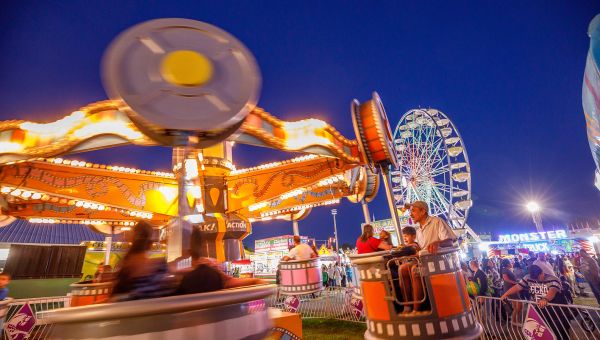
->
<box><xmin>473</xmin><ymin>295</ymin><xmax>600</xmax><ymax>340</ymax></box>
<box><xmin>266</xmin><ymin>286</ymin><xmax>366</xmax><ymax>323</ymax></box>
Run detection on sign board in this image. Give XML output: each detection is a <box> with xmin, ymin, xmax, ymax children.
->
<box><xmin>522</xmin><ymin>304</ymin><xmax>556</xmax><ymax>340</ymax></box>
<box><xmin>255</xmin><ymin>236</ymin><xmax>308</xmax><ymax>253</ymax></box>
<box><xmin>498</xmin><ymin>230</ymin><xmax>567</xmax><ymax>243</ymax></box>
<box><xmin>5</xmin><ymin>303</ymin><xmax>36</xmax><ymax>340</ymax></box>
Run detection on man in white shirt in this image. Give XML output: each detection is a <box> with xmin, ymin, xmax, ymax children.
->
<box><xmin>411</xmin><ymin>201</ymin><xmax>456</xmax><ymax>254</ymax></box>
<box><xmin>282</xmin><ymin>236</ymin><xmax>316</xmax><ymax>261</ymax></box>
<box><xmin>533</xmin><ymin>253</ymin><xmax>556</xmax><ymax>276</ymax></box>
<box><xmin>401</xmin><ymin>201</ymin><xmax>456</xmax><ymax>313</ymax></box>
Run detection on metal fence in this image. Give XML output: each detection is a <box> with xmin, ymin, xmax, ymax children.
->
<box><xmin>473</xmin><ymin>296</ymin><xmax>600</xmax><ymax>340</ymax></box>
<box><xmin>265</xmin><ymin>286</ymin><xmax>365</xmax><ymax>323</ymax></box>
<box><xmin>2</xmin><ymin>296</ymin><xmax>70</xmax><ymax>339</ymax></box>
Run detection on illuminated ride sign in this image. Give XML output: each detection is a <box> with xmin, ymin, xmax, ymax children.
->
<box><xmin>497</xmin><ymin>230</ymin><xmax>568</xmax><ymax>243</ymax></box>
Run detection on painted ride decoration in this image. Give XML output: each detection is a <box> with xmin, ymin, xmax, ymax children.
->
<box><xmin>278</xmin><ymin>257</ymin><xmax>323</xmax><ymax>296</ymax></box>
<box><xmin>349</xmin><ymin>248</ymin><xmax>482</xmax><ymax>340</ymax></box>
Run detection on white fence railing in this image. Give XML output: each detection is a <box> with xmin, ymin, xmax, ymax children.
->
<box><xmin>473</xmin><ymin>296</ymin><xmax>600</xmax><ymax>340</ymax></box>
<box><xmin>265</xmin><ymin>286</ymin><xmax>365</xmax><ymax>323</ymax></box>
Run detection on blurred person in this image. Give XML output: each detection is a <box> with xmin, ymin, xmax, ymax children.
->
<box><xmin>500</xmin><ymin>259</ymin><xmax>522</xmax><ymax>325</ymax></box>
<box><xmin>513</xmin><ymin>261</ymin><xmax>525</xmax><ymax>280</ymax></box>
<box><xmin>461</xmin><ymin>261</ymin><xmax>472</xmax><ymax>282</ymax></box>
<box><xmin>111</xmin><ymin>221</ymin><xmax>174</xmax><ymax>301</ymax></box>
<box><xmin>482</xmin><ymin>258</ymin><xmax>502</xmax><ymax>297</ymax></box>
<box><xmin>0</xmin><ymin>273</ymin><xmax>10</xmax><ymax>300</ymax></box>
<box><xmin>579</xmin><ymin>249</ymin><xmax>600</xmax><ymax>304</ymax></box>
<box><xmin>533</xmin><ymin>252</ymin><xmax>556</xmax><ymax>276</ymax></box>
<box><xmin>327</xmin><ymin>264</ymin><xmax>335</xmax><ymax>287</ymax></box>
<box><xmin>379</xmin><ymin>230</ymin><xmax>394</xmax><ymax>248</ymax></box>
<box><xmin>356</xmin><ymin>224</ymin><xmax>392</xmax><ymax>254</ymax></box>
<box><xmin>322</xmin><ymin>265</ymin><xmax>329</xmax><ymax>288</ymax></box>
<box><xmin>177</xmin><ymin>228</ymin><xmax>264</xmax><ymax>295</ymax></box>
<box><xmin>334</xmin><ymin>263</ymin><xmax>342</xmax><ymax>286</ymax></box>
<box><xmin>501</xmin><ymin>265</ymin><xmax>571</xmax><ymax>340</ymax></box>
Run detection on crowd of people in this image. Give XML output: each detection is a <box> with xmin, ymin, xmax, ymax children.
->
<box><xmin>321</xmin><ymin>263</ymin><xmax>353</xmax><ymax>287</ymax></box>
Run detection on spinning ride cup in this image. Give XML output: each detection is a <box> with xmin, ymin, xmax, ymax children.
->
<box><xmin>278</xmin><ymin>258</ymin><xmax>323</xmax><ymax>295</ymax></box>
<box><xmin>46</xmin><ymin>284</ymin><xmax>276</xmax><ymax>340</ymax></box>
<box><xmin>69</xmin><ymin>282</ymin><xmax>114</xmax><ymax>307</ymax></box>
<box><xmin>349</xmin><ymin>248</ymin><xmax>482</xmax><ymax>340</ymax></box>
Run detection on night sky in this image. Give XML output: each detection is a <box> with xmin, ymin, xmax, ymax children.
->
<box><xmin>2</xmin><ymin>1</ymin><xmax>600</xmax><ymax>248</ymax></box>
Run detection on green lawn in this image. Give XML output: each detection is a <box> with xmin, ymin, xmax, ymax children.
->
<box><xmin>302</xmin><ymin>319</ymin><xmax>366</xmax><ymax>340</ymax></box>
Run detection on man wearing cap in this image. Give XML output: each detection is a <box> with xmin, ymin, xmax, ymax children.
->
<box><xmin>410</xmin><ymin>200</ymin><xmax>456</xmax><ymax>254</ymax></box>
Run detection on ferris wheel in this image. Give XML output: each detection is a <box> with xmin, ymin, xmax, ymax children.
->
<box><xmin>391</xmin><ymin>108</ymin><xmax>473</xmax><ymax>231</ymax></box>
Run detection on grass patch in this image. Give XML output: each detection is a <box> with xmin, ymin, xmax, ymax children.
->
<box><xmin>302</xmin><ymin>318</ymin><xmax>366</xmax><ymax>340</ymax></box>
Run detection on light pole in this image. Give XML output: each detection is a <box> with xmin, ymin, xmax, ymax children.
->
<box><xmin>331</xmin><ymin>209</ymin><xmax>339</xmax><ymax>256</ymax></box>
<box><xmin>526</xmin><ymin>201</ymin><xmax>544</xmax><ymax>233</ymax></box>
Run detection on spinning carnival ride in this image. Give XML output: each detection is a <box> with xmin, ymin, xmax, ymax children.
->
<box><xmin>391</xmin><ymin>109</ymin><xmax>479</xmax><ymax>240</ymax></box>
<box><xmin>0</xmin><ymin>18</ymin><xmax>394</xmax><ymax>262</ymax></box>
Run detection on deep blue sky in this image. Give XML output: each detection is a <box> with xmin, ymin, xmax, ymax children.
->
<box><xmin>2</xmin><ymin>1</ymin><xmax>600</xmax><ymax>247</ymax></box>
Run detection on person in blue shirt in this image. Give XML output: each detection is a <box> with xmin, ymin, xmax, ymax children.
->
<box><xmin>0</xmin><ymin>273</ymin><xmax>10</xmax><ymax>300</ymax></box>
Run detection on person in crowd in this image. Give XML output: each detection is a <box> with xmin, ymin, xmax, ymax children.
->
<box><xmin>482</xmin><ymin>258</ymin><xmax>502</xmax><ymax>297</ymax></box>
<box><xmin>513</xmin><ymin>261</ymin><xmax>525</xmax><ymax>280</ymax></box>
<box><xmin>327</xmin><ymin>264</ymin><xmax>336</xmax><ymax>287</ymax></box>
<box><xmin>461</xmin><ymin>261</ymin><xmax>472</xmax><ymax>282</ymax></box>
<box><xmin>501</xmin><ymin>265</ymin><xmax>571</xmax><ymax>340</ymax></box>
<box><xmin>334</xmin><ymin>263</ymin><xmax>342</xmax><ymax>286</ymax></box>
<box><xmin>399</xmin><ymin>201</ymin><xmax>456</xmax><ymax>313</ymax></box>
<box><xmin>533</xmin><ymin>252</ymin><xmax>556</xmax><ymax>276</ymax></box>
<box><xmin>579</xmin><ymin>249</ymin><xmax>600</xmax><ymax>304</ymax></box>
<box><xmin>322</xmin><ymin>264</ymin><xmax>329</xmax><ymax>288</ymax></box>
<box><xmin>563</xmin><ymin>255</ymin><xmax>576</xmax><ymax>297</ymax></box>
<box><xmin>340</xmin><ymin>264</ymin><xmax>347</xmax><ymax>287</ymax></box>
<box><xmin>177</xmin><ymin>228</ymin><xmax>264</xmax><ymax>295</ymax></box>
<box><xmin>345</xmin><ymin>264</ymin><xmax>353</xmax><ymax>286</ymax></box>
<box><xmin>356</xmin><ymin>224</ymin><xmax>392</xmax><ymax>254</ymax></box>
<box><xmin>0</xmin><ymin>273</ymin><xmax>10</xmax><ymax>300</ymax></box>
<box><xmin>379</xmin><ymin>230</ymin><xmax>394</xmax><ymax>248</ymax></box>
<box><xmin>500</xmin><ymin>259</ymin><xmax>521</xmax><ymax>325</ymax></box>
<box><xmin>469</xmin><ymin>260</ymin><xmax>488</xmax><ymax>299</ymax></box>
<box><xmin>111</xmin><ymin>221</ymin><xmax>175</xmax><ymax>301</ymax></box>
<box><xmin>401</xmin><ymin>226</ymin><xmax>419</xmax><ymax>250</ymax></box>
<box><xmin>282</xmin><ymin>236</ymin><xmax>316</xmax><ymax>261</ymax></box>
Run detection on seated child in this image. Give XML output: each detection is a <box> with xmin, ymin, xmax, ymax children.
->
<box><xmin>399</xmin><ymin>227</ymin><xmax>424</xmax><ymax>313</ymax></box>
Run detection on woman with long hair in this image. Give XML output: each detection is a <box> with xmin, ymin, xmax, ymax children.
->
<box><xmin>355</xmin><ymin>224</ymin><xmax>391</xmax><ymax>254</ymax></box>
<box><xmin>111</xmin><ymin>221</ymin><xmax>174</xmax><ymax>301</ymax></box>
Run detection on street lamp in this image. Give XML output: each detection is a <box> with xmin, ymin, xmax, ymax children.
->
<box><xmin>331</xmin><ymin>209</ymin><xmax>339</xmax><ymax>256</ymax></box>
<box><xmin>526</xmin><ymin>201</ymin><xmax>544</xmax><ymax>232</ymax></box>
